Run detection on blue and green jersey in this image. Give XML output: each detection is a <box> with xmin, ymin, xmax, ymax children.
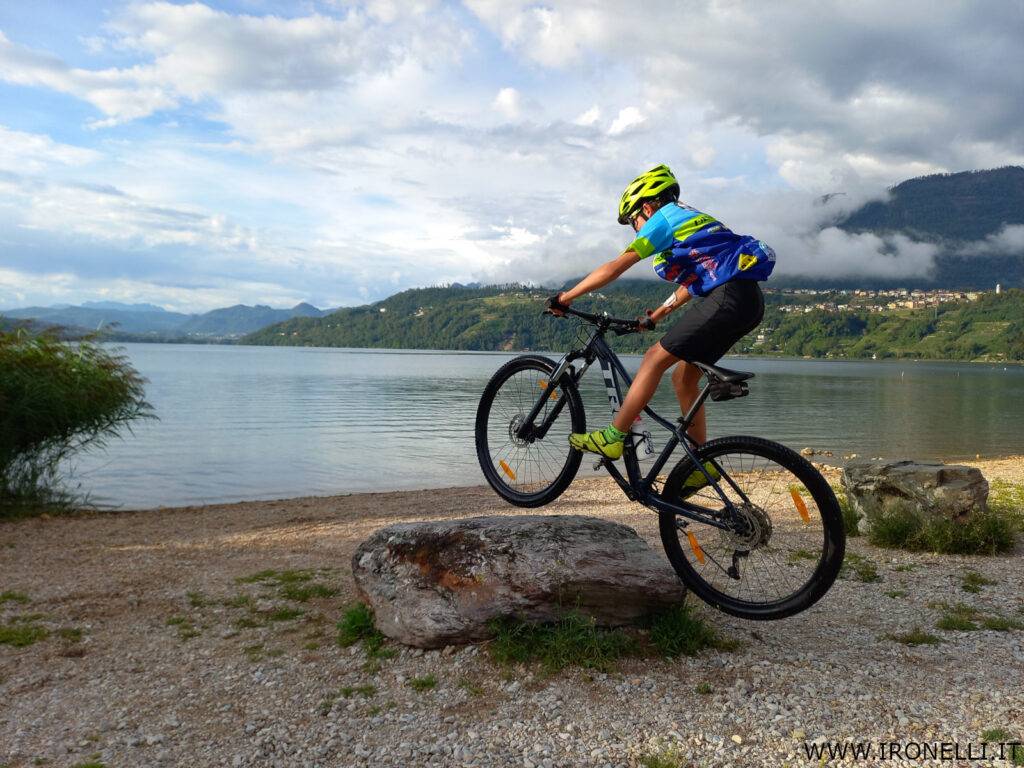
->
<box><xmin>627</xmin><ymin>202</ymin><xmax>775</xmax><ymax>296</ymax></box>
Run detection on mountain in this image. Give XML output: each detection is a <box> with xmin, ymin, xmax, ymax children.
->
<box><xmin>0</xmin><ymin>305</ymin><xmax>191</xmax><ymax>334</ymax></box>
<box><xmin>783</xmin><ymin>166</ymin><xmax>1024</xmax><ymax>291</ymax></box>
<box><xmin>0</xmin><ymin>301</ymin><xmax>325</xmax><ymax>339</ymax></box>
<box><xmin>179</xmin><ymin>303</ymin><xmax>327</xmax><ymax>336</ymax></box>
<box><xmin>80</xmin><ymin>301</ymin><xmax>168</xmax><ymax>313</ymax></box>
<box><xmin>841</xmin><ymin>166</ymin><xmax>1024</xmax><ymax>242</ymax></box>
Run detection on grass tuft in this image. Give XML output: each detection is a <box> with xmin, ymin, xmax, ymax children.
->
<box><xmin>338</xmin><ymin>603</ymin><xmax>378</xmax><ymax>647</ymax></box>
<box><xmin>0</xmin><ymin>591</ymin><xmax>29</xmax><ymax>605</ymax></box>
<box><xmin>0</xmin><ymin>622</ymin><xmax>49</xmax><ymax>647</ymax></box>
<box><xmin>936</xmin><ymin>611</ymin><xmax>979</xmax><ymax>632</ymax></box>
<box><xmin>841</xmin><ymin>552</ymin><xmax>881</xmax><ymax>583</ymax></box>
<box><xmin>638</xmin><ymin>746</ymin><xmax>688</xmax><ymax>768</ymax></box>
<box><xmin>961</xmin><ymin>570</ymin><xmax>997</xmax><ymax>593</ymax></box>
<box><xmin>488</xmin><ymin>613</ymin><xmax>638</xmax><ymax>674</ymax></box>
<box><xmin>337</xmin><ymin>603</ymin><xmax>394</xmax><ymax>669</ymax></box>
<box><xmin>280</xmin><ymin>582</ymin><xmax>337</xmax><ymax>602</ymax></box>
<box><xmin>787</xmin><ymin>548</ymin><xmax>818</xmax><ymax>564</ymax></box>
<box><xmin>890</xmin><ymin>627</ymin><xmax>942</xmax><ymax>646</ymax></box>
<box><xmin>341</xmin><ymin>684</ymin><xmax>376</xmax><ymax>698</ymax></box>
<box><xmin>980</xmin><ymin>615</ymin><xmax>1024</xmax><ymax>632</ymax></box>
<box><xmin>648</xmin><ymin>604</ymin><xmax>737</xmax><ymax>658</ymax></box>
<box><xmin>266</xmin><ymin>607</ymin><xmax>304</xmax><ymax>622</ymax></box>
<box><xmin>838</xmin><ymin>493</ymin><xmax>862</xmax><ymax>538</ymax></box>
<box><xmin>166</xmin><ymin>615</ymin><xmax>199</xmax><ymax>640</ymax></box>
<box><xmin>866</xmin><ymin>499</ymin><xmax>1017</xmax><ymax>555</ymax></box>
<box><xmin>981</xmin><ymin>727</ymin><xmax>1024</xmax><ymax>765</ymax></box>
<box><xmin>931</xmin><ymin>601</ymin><xmax>1023</xmax><ymax>633</ymax></box>
<box><xmin>407</xmin><ymin>674</ymin><xmax>437</xmax><ymax>692</ymax></box>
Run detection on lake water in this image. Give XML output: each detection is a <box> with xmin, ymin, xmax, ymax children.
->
<box><xmin>66</xmin><ymin>344</ymin><xmax>1024</xmax><ymax>509</ymax></box>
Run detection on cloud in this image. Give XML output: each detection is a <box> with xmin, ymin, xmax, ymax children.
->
<box><xmin>0</xmin><ymin>3</ymin><xmax>467</xmax><ymax>126</ymax></box>
<box><xmin>573</xmin><ymin>105</ymin><xmax>600</xmax><ymax>126</ymax></box>
<box><xmin>492</xmin><ymin>87</ymin><xmax>522</xmax><ymax>119</ymax></box>
<box><xmin>465</xmin><ymin>1</ymin><xmax>1024</xmax><ymax>185</ymax></box>
<box><xmin>0</xmin><ymin>2</ymin><xmax>1021</xmax><ymax>311</ymax></box>
<box><xmin>0</xmin><ymin>126</ymin><xmax>99</xmax><ymax>172</ymax></box>
<box><xmin>958</xmin><ymin>224</ymin><xmax>1024</xmax><ymax>256</ymax></box>
<box><xmin>607</xmin><ymin>107</ymin><xmax>645</xmax><ymax>136</ymax></box>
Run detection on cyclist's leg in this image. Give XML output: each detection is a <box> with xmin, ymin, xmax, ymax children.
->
<box><xmin>570</xmin><ymin>342</ymin><xmax>678</xmax><ymax>459</ymax></box>
<box><xmin>671</xmin><ymin>361</ymin><xmax>705</xmax><ymax>443</ymax></box>
<box><xmin>610</xmin><ymin>342</ymin><xmax>680</xmax><ymax>432</ymax></box>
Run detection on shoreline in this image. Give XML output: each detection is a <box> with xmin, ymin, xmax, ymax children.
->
<box><xmin>96</xmin><ymin>338</ymin><xmax>1024</xmax><ymax>366</ymax></box>
<box><xmin>73</xmin><ymin>452</ymin><xmax>1024</xmax><ymax>515</ymax></box>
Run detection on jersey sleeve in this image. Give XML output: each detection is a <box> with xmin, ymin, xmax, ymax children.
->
<box><xmin>626</xmin><ymin>210</ymin><xmax>674</xmax><ymax>260</ymax></box>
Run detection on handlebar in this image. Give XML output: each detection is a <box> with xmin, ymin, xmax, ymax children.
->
<box><xmin>544</xmin><ymin>304</ymin><xmax>655</xmax><ymax>335</ymax></box>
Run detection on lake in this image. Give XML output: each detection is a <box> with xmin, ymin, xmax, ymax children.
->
<box><xmin>66</xmin><ymin>344</ymin><xmax>1024</xmax><ymax>509</ymax></box>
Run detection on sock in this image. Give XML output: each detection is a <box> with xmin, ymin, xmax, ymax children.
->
<box><xmin>601</xmin><ymin>424</ymin><xmax>628</xmax><ymax>444</ymax></box>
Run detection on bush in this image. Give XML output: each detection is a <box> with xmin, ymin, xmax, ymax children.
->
<box><xmin>0</xmin><ymin>329</ymin><xmax>152</xmax><ymax>515</ymax></box>
<box><xmin>865</xmin><ymin>499</ymin><xmax>1017</xmax><ymax>555</ymax></box>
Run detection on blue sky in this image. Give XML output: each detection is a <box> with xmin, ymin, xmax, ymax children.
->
<box><xmin>1</xmin><ymin>1</ymin><xmax>1022</xmax><ymax>311</ymax></box>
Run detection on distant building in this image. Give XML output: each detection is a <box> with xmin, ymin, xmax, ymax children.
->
<box><xmin>996</xmin><ymin>283</ymin><xmax>1002</xmax><ymax>294</ymax></box>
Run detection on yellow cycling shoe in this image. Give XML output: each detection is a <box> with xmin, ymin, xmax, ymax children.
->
<box><xmin>680</xmin><ymin>461</ymin><xmax>721</xmax><ymax>497</ymax></box>
<box><xmin>569</xmin><ymin>429</ymin><xmax>624</xmax><ymax>460</ymax></box>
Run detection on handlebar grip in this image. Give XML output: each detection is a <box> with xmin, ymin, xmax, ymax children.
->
<box><xmin>545</xmin><ymin>293</ymin><xmax>570</xmax><ymax>314</ymax></box>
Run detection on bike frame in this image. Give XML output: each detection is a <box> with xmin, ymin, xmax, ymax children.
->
<box><xmin>518</xmin><ymin>314</ymin><xmax>753</xmax><ymax>532</ymax></box>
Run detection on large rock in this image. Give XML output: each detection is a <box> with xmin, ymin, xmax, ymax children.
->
<box><xmin>351</xmin><ymin>515</ymin><xmax>687</xmax><ymax>648</ymax></box>
<box><xmin>841</xmin><ymin>459</ymin><xmax>988</xmax><ymax>525</ymax></box>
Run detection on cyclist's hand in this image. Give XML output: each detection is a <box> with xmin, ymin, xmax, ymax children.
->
<box><xmin>649</xmin><ymin>306</ymin><xmax>667</xmax><ymax>322</ymax></box>
<box><xmin>637</xmin><ymin>314</ymin><xmax>656</xmax><ymax>332</ymax></box>
<box><xmin>545</xmin><ymin>292</ymin><xmax>570</xmax><ymax>317</ymax></box>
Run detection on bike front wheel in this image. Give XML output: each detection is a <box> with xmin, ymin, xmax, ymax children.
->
<box><xmin>475</xmin><ymin>355</ymin><xmax>586</xmax><ymax>507</ymax></box>
<box><xmin>659</xmin><ymin>435</ymin><xmax>845</xmax><ymax>620</ymax></box>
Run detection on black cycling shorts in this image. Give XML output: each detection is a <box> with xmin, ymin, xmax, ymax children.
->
<box><xmin>659</xmin><ymin>279</ymin><xmax>764</xmax><ymax>364</ymax></box>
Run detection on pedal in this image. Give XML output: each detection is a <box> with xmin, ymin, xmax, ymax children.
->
<box><xmin>593</xmin><ymin>458</ymin><xmax>606</xmax><ymax>471</ymax></box>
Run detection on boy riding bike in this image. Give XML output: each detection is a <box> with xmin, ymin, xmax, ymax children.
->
<box><xmin>549</xmin><ymin>164</ymin><xmax>775</xmax><ymax>467</ymax></box>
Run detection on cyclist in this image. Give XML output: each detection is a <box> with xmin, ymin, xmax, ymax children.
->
<box><xmin>550</xmin><ymin>164</ymin><xmax>775</xmax><ymax>472</ymax></box>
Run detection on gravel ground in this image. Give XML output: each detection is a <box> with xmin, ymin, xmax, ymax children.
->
<box><xmin>1</xmin><ymin>457</ymin><xmax>1022</xmax><ymax>768</ymax></box>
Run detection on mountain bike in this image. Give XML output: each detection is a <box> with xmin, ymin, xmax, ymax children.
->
<box><xmin>474</xmin><ymin>305</ymin><xmax>845</xmax><ymax>620</ymax></box>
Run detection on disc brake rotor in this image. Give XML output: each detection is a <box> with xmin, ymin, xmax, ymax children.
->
<box><xmin>508</xmin><ymin>414</ymin><xmax>529</xmax><ymax>447</ymax></box>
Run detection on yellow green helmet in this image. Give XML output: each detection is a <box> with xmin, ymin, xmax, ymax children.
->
<box><xmin>617</xmin><ymin>164</ymin><xmax>680</xmax><ymax>224</ymax></box>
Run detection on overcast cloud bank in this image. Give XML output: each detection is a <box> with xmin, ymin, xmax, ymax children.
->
<box><xmin>0</xmin><ymin>1</ymin><xmax>1021</xmax><ymax>311</ymax></box>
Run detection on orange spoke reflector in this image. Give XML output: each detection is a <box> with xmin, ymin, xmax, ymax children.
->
<box><xmin>686</xmin><ymin>531</ymin><xmax>705</xmax><ymax>564</ymax></box>
<box><xmin>538</xmin><ymin>380</ymin><xmax>558</xmax><ymax>399</ymax></box>
<box><xmin>790</xmin><ymin>488</ymin><xmax>811</xmax><ymax>524</ymax></box>
<box><xmin>498</xmin><ymin>459</ymin><xmax>517</xmax><ymax>481</ymax></box>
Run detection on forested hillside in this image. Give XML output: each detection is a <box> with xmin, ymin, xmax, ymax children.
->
<box><xmin>244</xmin><ymin>283</ymin><xmax>1024</xmax><ymax>362</ymax></box>
<box><xmin>794</xmin><ymin>166</ymin><xmax>1024</xmax><ymax>290</ymax></box>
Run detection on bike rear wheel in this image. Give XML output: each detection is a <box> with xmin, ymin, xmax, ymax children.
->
<box><xmin>475</xmin><ymin>355</ymin><xmax>586</xmax><ymax>507</ymax></box>
<box><xmin>659</xmin><ymin>435</ymin><xmax>845</xmax><ymax>620</ymax></box>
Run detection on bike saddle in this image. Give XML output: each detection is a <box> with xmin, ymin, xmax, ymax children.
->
<box><xmin>693</xmin><ymin>361</ymin><xmax>755</xmax><ymax>383</ymax></box>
